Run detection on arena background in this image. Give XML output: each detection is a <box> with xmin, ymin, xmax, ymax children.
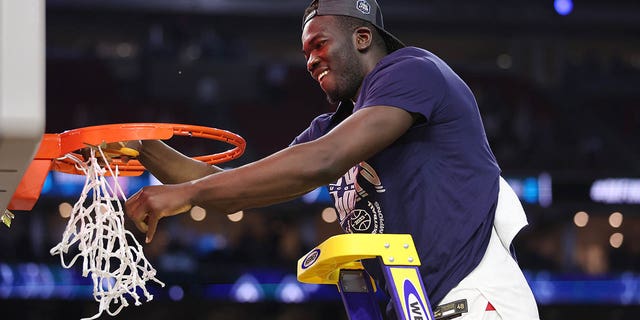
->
<box><xmin>1</xmin><ymin>0</ymin><xmax>640</xmax><ymax>319</ymax></box>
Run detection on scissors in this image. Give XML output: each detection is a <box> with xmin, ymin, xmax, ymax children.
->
<box><xmin>83</xmin><ymin>142</ymin><xmax>140</xmax><ymax>158</ymax></box>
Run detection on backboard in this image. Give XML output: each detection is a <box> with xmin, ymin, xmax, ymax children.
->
<box><xmin>0</xmin><ymin>1</ymin><xmax>46</xmax><ymax>214</ymax></box>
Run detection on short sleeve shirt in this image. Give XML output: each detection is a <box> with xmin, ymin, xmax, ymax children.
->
<box><xmin>292</xmin><ymin>47</ymin><xmax>500</xmax><ymax>305</ymax></box>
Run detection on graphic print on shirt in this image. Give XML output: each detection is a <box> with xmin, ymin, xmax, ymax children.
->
<box><xmin>328</xmin><ymin>161</ymin><xmax>386</xmax><ymax>234</ymax></box>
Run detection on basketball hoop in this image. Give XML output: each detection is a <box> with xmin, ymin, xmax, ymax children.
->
<box><xmin>8</xmin><ymin>123</ymin><xmax>245</xmax><ymax>320</ymax></box>
<box><xmin>8</xmin><ymin>123</ymin><xmax>246</xmax><ymax>211</ymax></box>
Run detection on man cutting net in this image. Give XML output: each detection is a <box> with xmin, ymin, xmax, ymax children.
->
<box><xmin>123</xmin><ymin>1</ymin><xmax>540</xmax><ymax>319</ymax></box>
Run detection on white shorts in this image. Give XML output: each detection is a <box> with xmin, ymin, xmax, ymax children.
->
<box><xmin>438</xmin><ymin>177</ymin><xmax>540</xmax><ymax>320</ymax></box>
<box><xmin>438</xmin><ymin>227</ymin><xmax>540</xmax><ymax>320</ymax></box>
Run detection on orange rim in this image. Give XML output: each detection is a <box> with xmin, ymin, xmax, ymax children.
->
<box><xmin>40</xmin><ymin>123</ymin><xmax>246</xmax><ymax>175</ymax></box>
<box><xmin>10</xmin><ymin>123</ymin><xmax>245</xmax><ymax>211</ymax></box>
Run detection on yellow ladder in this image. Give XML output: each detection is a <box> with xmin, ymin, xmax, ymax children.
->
<box><xmin>298</xmin><ymin>234</ymin><xmax>435</xmax><ymax>320</ymax></box>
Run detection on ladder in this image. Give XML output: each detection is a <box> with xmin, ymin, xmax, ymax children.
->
<box><xmin>297</xmin><ymin>234</ymin><xmax>435</xmax><ymax>320</ymax></box>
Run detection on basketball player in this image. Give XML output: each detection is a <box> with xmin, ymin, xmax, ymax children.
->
<box><xmin>124</xmin><ymin>1</ymin><xmax>540</xmax><ymax>318</ymax></box>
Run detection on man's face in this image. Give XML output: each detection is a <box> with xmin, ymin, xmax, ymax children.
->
<box><xmin>302</xmin><ymin>15</ymin><xmax>364</xmax><ymax>104</ymax></box>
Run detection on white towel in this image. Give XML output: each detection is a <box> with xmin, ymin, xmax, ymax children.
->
<box><xmin>494</xmin><ymin>176</ymin><xmax>529</xmax><ymax>250</ymax></box>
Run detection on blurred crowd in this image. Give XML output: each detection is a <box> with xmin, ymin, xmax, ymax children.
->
<box><xmin>17</xmin><ymin>0</ymin><xmax>640</xmax><ymax>277</ymax></box>
<box><xmin>1</xmin><ymin>2</ymin><xmax>640</xmax><ymax>319</ymax></box>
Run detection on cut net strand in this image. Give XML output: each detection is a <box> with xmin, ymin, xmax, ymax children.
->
<box><xmin>50</xmin><ymin>148</ymin><xmax>165</xmax><ymax>320</ymax></box>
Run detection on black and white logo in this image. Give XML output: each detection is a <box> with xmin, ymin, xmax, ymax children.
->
<box><xmin>356</xmin><ymin>0</ymin><xmax>371</xmax><ymax>15</ymax></box>
<box><xmin>349</xmin><ymin>209</ymin><xmax>372</xmax><ymax>232</ymax></box>
<box><xmin>330</xmin><ymin>161</ymin><xmax>386</xmax><ymax>234</ymax></box>
<box><xmin>301</xmin><ymin>249</ymin><xmax>321</xmax><ymax>269</ymax></box>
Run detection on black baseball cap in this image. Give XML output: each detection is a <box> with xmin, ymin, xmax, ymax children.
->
<box><xmin>302</xmin><ymin>0</ymin><xmax>405</xmax><ymax>52</ymax></box>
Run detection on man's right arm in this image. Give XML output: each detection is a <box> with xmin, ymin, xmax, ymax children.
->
<box><xmin>130</xmin><ymin>140</ymin><xmax>223</xmax><ymax>184</ymax></box>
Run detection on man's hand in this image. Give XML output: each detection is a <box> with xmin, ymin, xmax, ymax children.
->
<box><xmin>125</xmin><ymin>183</ymin><xmax>194</xmax><ymax>243</ymax></box>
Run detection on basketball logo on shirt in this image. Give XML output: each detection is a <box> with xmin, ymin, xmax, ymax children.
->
<box><xmin>329</xmin><ymin>161</ymin><xmax>385</xmax><ymax>234</ymax></box>
<box><xmin>349</xmin><ymin>209</ymin><xmax>371</xmax><ymax>232</ymax></box>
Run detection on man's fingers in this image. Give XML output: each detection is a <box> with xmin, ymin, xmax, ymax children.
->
<box><xmin>126</xmin><ymin>190</ymin><xmax>158</xmax><ymax>243</ymax></box>
<box><xmin>125</xmin><ymin>190</ymin><xmax>150</xmax><ymax>233</ymax></box>
<box><xmin>145</xmin><ymin>214</ymin><xmax>160</xmax><ymax>243</ymax></box>
<box><xmin>134</xmin><ymin>218</ymin><xmax>149</xmax><ymax>234</ymax></box>
<box><xmin>123</xmin><ymin>185</ymin><xmax>185</xmax><ymax>244</ymax></box>
<box><xmin>130</xmin><ymin>210</ymin><xmax>149</xmax><ymax>233</ymax></box>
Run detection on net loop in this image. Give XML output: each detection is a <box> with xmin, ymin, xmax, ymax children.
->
<box><xmin>50</xmin><ymin>148</ymin><xmax>165</xmax><ymax>320</ymax></box>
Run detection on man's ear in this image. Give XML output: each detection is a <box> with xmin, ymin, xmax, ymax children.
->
<box><xmin>353</xmin><ymin>27</ymin><xmax>373</xmax><ymax>51</ymax></box>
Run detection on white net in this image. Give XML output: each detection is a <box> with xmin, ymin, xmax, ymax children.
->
<box><xmin>50</xmin><ymin>148</ymin><xmax>165</xmax><ymax>320</ymax></box>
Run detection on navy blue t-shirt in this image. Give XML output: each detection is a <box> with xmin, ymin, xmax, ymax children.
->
<box><xmin>292</xmin><ymin>47</ymin><xmax>500</xmax><ymax>306</ymax></box>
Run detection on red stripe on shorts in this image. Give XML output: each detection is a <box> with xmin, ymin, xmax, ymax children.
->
<box><xmin>486</xmin><ymin>302</ymin><xmax>496</xmax><ymax>311</ymax></box>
